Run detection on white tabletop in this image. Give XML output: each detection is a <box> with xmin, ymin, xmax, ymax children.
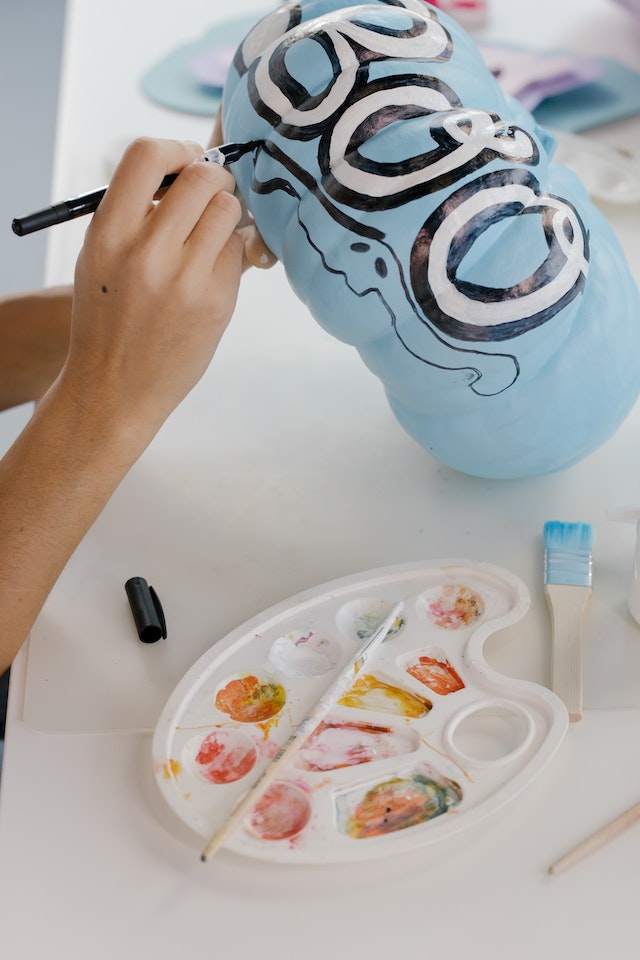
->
<box><xmin>1</xmin><ymin>1</ymin><xmax>640</xmax><ymax>956</ymax></box>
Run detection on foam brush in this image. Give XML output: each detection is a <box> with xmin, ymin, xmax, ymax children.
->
<box><xmin>543</xmin><ymin>520</ymin><xmax>593</xmax><ymax>722</ymax></box>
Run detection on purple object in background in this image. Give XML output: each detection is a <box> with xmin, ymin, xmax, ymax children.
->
<box><xmin>189</xmin><ymin>44</ymin><xmax>236</xmax><ymax>88</ymax></box>
<box><xmin>612</xmin><ymin>0</ymin><xmax>640</xmax><ymax>17</ymax></box>
<box><xmin>480</xmin><ymin>46</ymin><xmax>603</xmax><ymax>111</ymax></box>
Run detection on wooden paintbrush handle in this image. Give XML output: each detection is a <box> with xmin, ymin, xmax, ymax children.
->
<box><xmin>545</xmin><ymin>583</ymin><xmax>592</xmax><ymax>722</ymax></box>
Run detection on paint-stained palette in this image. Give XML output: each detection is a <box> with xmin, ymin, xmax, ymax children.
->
<box><xmin>152</xmin><ymin>560</ymin><xmax>567</xmax><ymax>863</ymax></box>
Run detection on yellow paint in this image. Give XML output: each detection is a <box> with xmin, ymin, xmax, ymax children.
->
<box><xmin>257</xmin><ymin>713</ymin><xmax>283</xmax><ymax>739</ymax></box>
<box><xmin>339</xmin><ymin>674</ymin><xmax>432</xmax><ymax>718</ymax></box>
<box><xmin>420</xmin><ymin>736</ymin><xmax>473</xmax><ymax>783</ymax></box>
<box><xmin>163</xmin><ymin>758</ymin><xmax>181</xmax><ymax>780</ymax></box>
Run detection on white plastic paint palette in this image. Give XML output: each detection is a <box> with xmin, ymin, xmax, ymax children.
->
<box><xmin>152</xmin><ymin>560</ymin><xmax>567</xmax><ymax>863</ymax></box>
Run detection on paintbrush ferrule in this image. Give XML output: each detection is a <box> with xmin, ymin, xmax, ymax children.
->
<box><xmin>543</xmin><ymin>521</ymin><xmax>593</xmax><ymax>586</ymax></box>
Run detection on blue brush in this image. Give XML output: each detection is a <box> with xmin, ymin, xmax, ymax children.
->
<box><xmin>543</xmin><ymin>521</ymin><xmax>594</xmax><ymax>722</ymax></box>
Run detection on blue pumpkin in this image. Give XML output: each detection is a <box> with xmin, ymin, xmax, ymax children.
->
<box><xmin>222</xmin><ymin>0</ymin><xmax>640</xmax><ymax>478</ymax></box>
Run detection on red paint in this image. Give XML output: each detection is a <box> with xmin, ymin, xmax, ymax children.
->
<box><xmin>247</xmin><ymin>781</ymin><xmax>311</xmax><ymax>841</ymax></box>
<box><xmin>195</xmin><ymin>729</ymin><xmax>257</xmax><ymax>784</ymax></box>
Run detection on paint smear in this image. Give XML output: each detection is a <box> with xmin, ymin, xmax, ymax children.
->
<box><xmin>215</xmin><ymin>675</ymin><xmax>286</xmax><ymax>723</ymax></box>
<box><xmin>338</xmin><ymin>769</ymin><xmax>462</xmax><ymax>839</ymax></box>
<box><xmin>407</xmin><ymin>655</ymin><xmax>465</xmax><ymax>695</ymax></box>
<box><xmin>195</xmin><ymin>728</ymin><xmax>257</xmax><ymax>784</ymax></box>
<box><xmin>246</xmin><ymin>781</ymin><xmax>311</xmax><ymax>841</ymax></box>
<box><xmin>163</xmin><ymin>758</ymin><xmax>181</xmax><ymax>780</ymax></box>
<box><xmin>352</xmin><ymin>611</ymin><xmax>405</xmax><ymax>641</ymax></box>
<box><xmin>295</xmin><ymin>719</ymin><xmax>418</xmax><ymax>772</ymax></box>
<box><xmin>336</xmin><ymin>598</ymin><xmax>405</xmax><ymax>642</ymax></box>
<box><xmin>338</xmin><ymin>673</ymin><xmax>432</xmax><ymax>718</ymax></box>
<box><xmin>426</xmin><ymin>583</ymin><xmax>484</xmax><ymax>629</ymax></box>
<box><xmin>268</xmin><ymin>629</ymin><xmax>341</xmax><ymax>678</ymax></box>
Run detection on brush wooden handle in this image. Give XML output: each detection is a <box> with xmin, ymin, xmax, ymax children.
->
<box><xmin>545</xmin><ymin>583</ymin><xmax>591</xmax><ymax>722</ymax></box>
<box><xmin>549</xmin><ymin>800</ymin><xmax>640</xmax><ymax>874</ymax></box>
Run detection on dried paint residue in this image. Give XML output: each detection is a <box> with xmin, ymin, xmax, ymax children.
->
<box><xmin>353</xmin><ymin>612</ymin><xmax>404</xmax><ymax>641</ymax></box>
<box><xmin>215</xmin><ymin>675</ymin><xmax>286</xmax><ymax>723</ymax></box>
<box><xmin>296</xmin><ymin>719</ymin><xmax>418</xmax><ymax>772</ymax></box>
<box><xmin>268</xmin><ymin>629</ymin><xmax>341</xmax><ymax>678</ymax></box>
<box><xmin>195</xmin><ymin>728</ymin><xmax>257</xmax><ymax>784</ymax></box>
<box><xmin>339</xmin><ymin>674</ymin><xmax>432</xmax><ymax>718</ymax></box>
<box><xmin>340</xmin><ymin>771</ymin><xmax>462</xmax><ymax>839</ymax></box>
<box><xmin>407</xmin><ymin>655</ymin><xmax>465</xmax><ymax>695</ymax></box>
<box><xmin>427</xmin><ymin>584</ymin><xmax>484</xmax><ymax>629</ymax></box>
<box><xmin>163</xmin><ymin>758</ymin><xmax>181</xmax><ymax>780</ymax></box>
<box><xmin>246</xmin><ymin>781</ymin><xmax>311</xmax><ymax>841</ymax></box>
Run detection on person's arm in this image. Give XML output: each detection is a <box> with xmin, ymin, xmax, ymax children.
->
<box><xmin>0</xmin><ymin>137</ymin><xmax>244</xmax><ymax>672</ymax></box>
<box><xmin>0</xmin><ymin>285</ymin><xmax>72</xmax><ymax>410</ymax></box>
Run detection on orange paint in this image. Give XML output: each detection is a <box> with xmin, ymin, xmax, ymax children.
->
<box><xmin>163</xmin><ymin>758</ymin><xmax>181</xmax><ymax>780</ymax></box>
<box><xmin>215</xmin><ymin>675</ymin><xmax>286</xmax><ymax>723</ymax></box>
<box><xmin>338</xmin><ymin>674</ymin><xmax>432</xmax><ymax>718</ymax></box>
<box><xmin>407</xmin><ymin>655</ymin><xmax>465</xmax><ymax>695</ymax></box>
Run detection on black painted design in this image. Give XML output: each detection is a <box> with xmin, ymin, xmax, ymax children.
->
<box><xmin>237</xmin><ymin>0</ymin><xmax>590</xmax><ymax>394</ymax></box>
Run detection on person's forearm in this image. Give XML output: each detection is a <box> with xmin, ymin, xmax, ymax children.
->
<box><xmin>0</xmin><ymin>286</ymin><xmax>72</xmax><ymax>410</ymax></box>
<box><xmin>0</xmin><ymin>379</ymin><xmax>152</xmax><ymax>672</ymax></box>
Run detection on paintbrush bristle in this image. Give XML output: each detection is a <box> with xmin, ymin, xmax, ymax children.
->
<box><xmin>543</xmin><ymin>520</ymin><xmax>593</xmax><ymax>587</ymax></box>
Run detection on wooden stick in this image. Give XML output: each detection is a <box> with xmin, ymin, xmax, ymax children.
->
<box><xmin>548</xmin><ymin>800</ymin><xmax>640</xmax><ymax>875</ymax></box>
<box><xmin>200</xmin><ymin>600</ymin><xmax>405</xmax><ymax>863</ymax></box>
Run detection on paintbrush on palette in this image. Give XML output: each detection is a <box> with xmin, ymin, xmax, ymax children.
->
<box><xmin>200</xmin><ymin>599</ymin><xmax>405</xmax><ymax>863</ymax></box>
<box><xmin>543</xmin><ymin>520</ymin><xmax>594</xmax><ymax>722</ymax></box>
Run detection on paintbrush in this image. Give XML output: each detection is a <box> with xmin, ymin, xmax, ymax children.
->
<box><xmin>543</xmin><ymin>520</ymin><xmax>593</xmax><ymax>722</ymax></box>
<box><xmin>549</xmin><ymin>798</ymin><xmax>640</xmax><ymax>875</ymax></box>
<box><xmin>200</xmin><ymin>599</ymin><xmax>405</xmax><ymax>862</ymax></box>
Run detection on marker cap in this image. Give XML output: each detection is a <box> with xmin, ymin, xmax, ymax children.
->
<box><xmin>125</xmin><ymin>577</ymin><xmax>167</xmax><ymax>643</ymax></box>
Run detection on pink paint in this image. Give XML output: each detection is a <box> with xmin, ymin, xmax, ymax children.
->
<box><xmin>296</xmin><ymin>719</ymin><xmax>418</xmax><ymax>772</ymax></box>
<box><xmin>246</xmin><ymin>781</ymin><xmax>311</xmax><ymax>841</ymax></box>
<box><xmin>427</xmin><ymin>584</ymin><xmax>484</xmax><ymax>629</ymax></box>
<box><xmin>195</xmin><ymin>728</ymin><xmax>257</xmax><ymax>784</ymax></box>
<box><xmin>295</xmin><ymin>631</ymin><xmax>314</xmax><ymax>646</ymax></box>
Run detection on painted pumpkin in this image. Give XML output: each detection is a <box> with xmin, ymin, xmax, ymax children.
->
<box><xmin>221</xmin><ymin>0</ymin><xmax>640</xmax><ymax>478</ymax></box>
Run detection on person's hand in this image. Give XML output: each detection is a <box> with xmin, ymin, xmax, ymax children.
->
<box><xmin>209</xmin><ymin>110</ymin><xmax>277</xmax><ymax>271</ymax></box>
<box><xmin>59</xmin><ymin>137</ymin><xmax>244</xmax><ymax>439</ymax></box>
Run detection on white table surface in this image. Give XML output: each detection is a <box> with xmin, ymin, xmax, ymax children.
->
<box><xmin>1</xmin><ymin>0</ymin><xmax>640</xmax><ymax>956</ymax></box>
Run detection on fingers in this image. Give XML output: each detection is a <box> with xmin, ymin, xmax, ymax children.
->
<box><xmin>209</xmin><ymin>232</ymin><xmax>245</xmax><ymax>323</ymax></box>
<box><xmin>237</xmin><ymin>224</ymin><xmax>278</xmax><ymax>272</ymax></box>
<box><xmin>151</xmin><ymin>158</ymin><xmax>237</xmax><ymax>246</ymax></box>
<box><xmin>185</xmin><ymin>189</ymin><xmax>243</xmax><ymax>272</ymax></box>
<box><xmin>96</xmin><ymin>138</ymin><xmax>203</xmax><ymax>229</ymax></box>
<box><xmin>90</xmin><ymin>135</ymin><xmax>275</xmax><ymax>285</ymax></box>
<box><xmin>206</xmin><ymin>111</ymin><xmax>278</xmax><ymax>272</ymax></box>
